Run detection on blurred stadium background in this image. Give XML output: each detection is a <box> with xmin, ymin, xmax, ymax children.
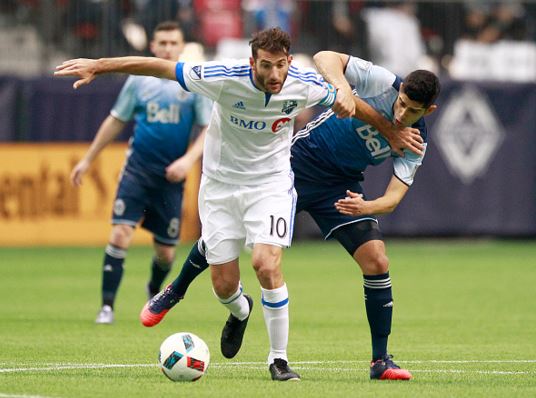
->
<box><xmin>1</xmin><ymin>0</ymin><xmax>536</xmax><ymax>246</ymax></box>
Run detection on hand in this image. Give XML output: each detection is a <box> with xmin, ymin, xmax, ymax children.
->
<box><xmin>386</xmin><ymin>125</ymin><xmax>424</xmax><ymax>157</ymax></box>
<box><xmin>165</xmin><ymin>156</ymin><xmax>193</xmax><ymax>183</ymax></box>
<box><xmin>334</xmin><ymin>190</ymin><xmax>369</xmax><ymax>216</ymax></box>
<box><xmin>70</xmin><ymin>158</ymin><xmax>91</xmax><ymax>186</ymax></box>
<box><xmin>332</xmin><ymin>86</ymin><xmax>355</xmax><ymax>119</ymax></box>
<box><xmin>54</xmin><ymin>58</ymin><xmax>98</xmax><ymax>89</ymax></box>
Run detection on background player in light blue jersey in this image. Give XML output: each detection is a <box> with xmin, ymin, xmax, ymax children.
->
<box><xmin>69</xmin><ymin>21</ymin><xmax>211</xmax><ymax>325</ymax></box>
<box><xmin>132</xmin><ymin>50</ymin><xmax>439</xmax><ymax>381</ymax></box>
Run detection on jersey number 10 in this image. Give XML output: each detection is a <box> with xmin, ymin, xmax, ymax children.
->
<box><xmin>269</xmin><ymin>215</ymin><xmax>287</xmax><ymax>238</ymax></box>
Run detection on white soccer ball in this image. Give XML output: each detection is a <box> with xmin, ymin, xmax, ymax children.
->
<box><xmin>158</xmin><ymin>332</ymin><xmax>210</xmax><ymax>382</ymax></box>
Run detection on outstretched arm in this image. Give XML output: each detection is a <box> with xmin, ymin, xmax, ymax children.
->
<box><xmin>55</xmin><ymin>57</ymin><xmax>177</xmax><ymax>89</ymax></box>
<box><xmin>334</xmin><ymin>176</ymin><xmax>409</xmax><ymax>216</ymax></box>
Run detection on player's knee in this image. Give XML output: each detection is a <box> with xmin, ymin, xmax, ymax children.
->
<box><xmin>252</xmin><ymin>252</ymin><xmax>281</xmax><ymax>279</ymax></box>
<box><xmin>155</xmin><ymin>248</ymin><xmax>175</xmax><ymax>266</ymax></box>
<box><xmin>362</xmin><ymin>253</ymin><xmax>389</xmax><ymax>275</ymax></box>
<box><xmin>109</xmin><ymin>224</ymin><xmax>134</xmax><ymax>248</ymax></box>
<box><xmin>212</xmin><ymin>278</ymin><xmax>237</xmax><ymax>299</ymax></box>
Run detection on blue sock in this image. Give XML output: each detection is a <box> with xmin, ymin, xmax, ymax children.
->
<box><xmin>101</xmin><ymin>244</ymin><xmax>126</xmax><ymax>309</ymax></box>
<box><xmin>148</xmin><ymin>257</ymin><xmax>172</xmax><ymax>296</ymax></box>
<box><xmin>363</xmin><ymin>272</ymin><xmax>393</xmax><ymax>361</ymax></box>
<box><xmin>170</xmin><ymin>240</ymin><xmax>209</xmax><ymax>297</ymax></box>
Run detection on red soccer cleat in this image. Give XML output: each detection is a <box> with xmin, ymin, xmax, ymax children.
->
<box><xmin>139</xmin><ymin>285</ymin><xmax>181</xmax><ymax>327</ymax></box>
<box><xmin>370</xmin><ymin>354</ymin><xmax>412</xmax><ymax>380</ymax></box>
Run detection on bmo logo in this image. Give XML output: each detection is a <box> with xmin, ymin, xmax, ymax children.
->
<box><xmin>230</xmin><ymin>115</ymin><xmax>266</xmax><ymax>130</ymax></box>
<box><xmin>272</xmin><ymin>118</ymin><xmax>291</xmax><ymax>133</ymax></box>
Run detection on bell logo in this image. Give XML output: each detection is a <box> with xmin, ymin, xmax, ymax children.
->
<box><xmin>434</xmin><ymin>87</ymin><xmax>504</xmax><ymax>184</ymax></box>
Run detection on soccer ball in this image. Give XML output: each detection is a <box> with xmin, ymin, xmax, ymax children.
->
<box><xmin>158</xmin><ymin>332</ymin><xmax>210</xmax><ymax>382</ymax></box>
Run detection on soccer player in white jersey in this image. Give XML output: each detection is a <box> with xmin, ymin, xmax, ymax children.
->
<box><xmin>55</xmin><ymin>27</ymin><xmax>423</xmax><ymax>381</ymax></box>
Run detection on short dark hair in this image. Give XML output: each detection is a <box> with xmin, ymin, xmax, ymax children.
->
<box><xmin>153</xmin><ymin>21</ymin><xmax>182</xmax><ymax>37</ymax></box>
<box><xmin>249</xmin><ymin>27</ymin><xmax>291</xmax><ymax>59</ymax></box>
<box><xmin>403</xmin><ymin>70</ymin><xmax>440</xmax><ymax>107</ymax></box>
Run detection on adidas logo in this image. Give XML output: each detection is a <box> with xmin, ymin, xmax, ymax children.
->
<box><xmin>383</xmin><ymin>301</ymin><xmax>394</xmax><ymax>308</ymax></box>
<box><xmin>233</xmin><ymin>100</ymin><xmax>246</xmax><ymax>110</ymax></box>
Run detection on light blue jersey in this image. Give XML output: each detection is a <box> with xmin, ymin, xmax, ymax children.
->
<box><xmin>292</xmin><ymin>56</ymin><xmax>426</xmax><ymax>186</ymax></box>
<box><xmin>111</xmin><ymin>75</ymin><xmax>211</xmax><ymax>177</ymax></box>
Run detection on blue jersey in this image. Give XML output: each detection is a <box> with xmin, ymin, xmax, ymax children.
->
<box><xmin>291</xmin><ymin>56</ymin><xmax>426</xmax><ymax>186</ymax></box>
<box><xmin>111</xmin><ymin>75</ymin><xmax>211</xmax><ymax>177</ymax></box>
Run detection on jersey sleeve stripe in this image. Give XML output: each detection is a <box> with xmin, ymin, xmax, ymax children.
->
<box><xmin>289</xmin><ymin>66</ymin><xmax>318</xmax><ymax>77</ymax></box>
<box><xmin>318</xmin><ymin>83</ymin><xmax>337</xmax><ymax>107</ymax></box>
<box><xmin>288</xmin><ymin>71</ymin><xmax>324</xmax><ymax>87</ymax></box>
<box><xmin>204</xmin><ymin>65</ymin><xmax>250</xmax><ymax>72</ymax></box>
<box><xmin>175</xmin><ymin>62</ymin><xmax>189</xmax><ymax>91</ymax></box>
<box><xmin>204</xmin><ymin>71</ymin><xmax>250</xmax><ymax>78</ymax></box>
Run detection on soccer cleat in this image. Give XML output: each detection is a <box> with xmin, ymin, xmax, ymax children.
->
<box><xmin>269</xmin><ymin>358</ymin><xmax>301</xmax><ymax>381</ymax></box>
<box><xmin>139</xmin><ymin>285</ymin><xmax>182</xmax><ymax>327</ymax></box>
<box><xmin>95</xmin><ymin>305</ymin><xmax>114</xmax><ymax>324</ymax></box>
<box><xmin>370</xmin><ymin>354</ymin><xmax>412</xmax><ymax>380</ymax></box>
<box><xmin>220</xmin><ymin>294</ymin><xmax>253</xmax><ymax>359</ymax></box>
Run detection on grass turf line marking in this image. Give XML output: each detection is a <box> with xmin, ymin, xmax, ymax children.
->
<box><xmin>1</xmin><ymin>360</ymin><xmax>535</xmax><ymax>375</ymax></box>
<box><xmin>0</xmin><ymin>364</ymin><xmax>155</xmax><ymax>373</ymax></box>
<box><xmin>212</xmin><ymin>359</ymin><xmax>536</xmax><ymax>365</ymax></box>
<box><xmin>0</xmin><ymin>394</ymin><xmax>52</xmax><ymax>398</ymax></box>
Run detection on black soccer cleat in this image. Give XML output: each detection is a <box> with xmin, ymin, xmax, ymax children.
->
<box><xmin>370</xmin><ymin>354</ymin><xmax>412</xmax><ymax>380</ymax></box>
<box><xmin>220</xmin><ymin>294</ymin><xmax>253</xmax><ymax>358</ymax></box>
<box><xmin>269</xmin><ymin>358</ymin><xmax>301</xmax><ymax>381</ymax></box>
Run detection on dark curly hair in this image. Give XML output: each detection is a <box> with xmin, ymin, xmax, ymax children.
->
<box><xmin>403</xmin><ymin>70</ymin><xmax>441</xmax><ymax>107</ymax></box>
<box><xmin>249</xmin><ymin>27</ymin><xmax>291</xmax><ymax>59</ymax></box>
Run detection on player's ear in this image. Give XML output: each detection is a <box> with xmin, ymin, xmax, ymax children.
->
<box><xmin>287</xmin><ymin>54</ymin><xmax>293</xmax><ymax>66</ymax></box>
<box><xmin>424</xmin><ymin>104</ymin><xmax>437</xmax><ymax>116</ymax></box>
<box><xmin>249</xmin><ymin>57</ymin><xmax>255</xmax><ymax>67</ymax></box>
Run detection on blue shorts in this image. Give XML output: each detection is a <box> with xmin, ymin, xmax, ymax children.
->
<box><xmin>112</xmin><ymin>164</ymin><xmax>183</xmax><ymax>245</ymax></box>
<box><xmin>294</xmin><ymin>177</ymin><xmax>378</xmax><ymax>239</ymax></box>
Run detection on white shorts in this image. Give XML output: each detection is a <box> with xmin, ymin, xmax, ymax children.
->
<box><xmin>198</xmin><ymin>174</ymin><xmax>297</xmax><ymax>265</ymax></box>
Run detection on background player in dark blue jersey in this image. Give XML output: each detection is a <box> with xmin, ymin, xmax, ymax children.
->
<box><xmin>70</xmin><ymin>21</ymin><xmax>211</xmax><ymax>324</ymax></box>
<box><xmin>138</xmin><ymin>51</ymin><xmax>439</xmax><ymax>380</ymax></box>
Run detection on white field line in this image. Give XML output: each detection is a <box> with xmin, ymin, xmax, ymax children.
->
<box><xmin>0</xmin><ymin>394</ymin><xmax>52</xmax><ymax>398</ymax></box>
<box><xmin>0</xmin><ymin>360</ymin><xmax>535</xmax><ymax>375</ymax></box>
<box><xmin>0</xmin><ymin>364</ymin><xmax>155</xmax><ymax>373</ymax></box>
<box><xmin>212</xmin><ymin>359</ymin><xmax>536</xmax><ymax>365</ymax></box>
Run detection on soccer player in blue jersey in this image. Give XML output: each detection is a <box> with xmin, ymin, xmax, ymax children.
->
<box><xmin>56</xmin><ymin>28</ymin><xmax>423</xmax><ymax>381</ymax></box>
<box><xmin>68</xmin><ymin>21</ymin><xmax>211</xmax><ymax>325</ymax></box>
<box><xmin>293</xmin><ymin>51</ymin><xmax>439</xmax><ymax>380</ymax></box>
<box><xmin>132</xmin><ymin>51</ymin><xmax>439</xmax><ymax>381</ymax></box>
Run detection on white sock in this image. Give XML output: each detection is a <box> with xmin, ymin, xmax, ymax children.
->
<box><xmin>261</xmin><ymin>283</ymin><xmax>289</xmax><ymax>364</ymax></box>
<box><xmin>214</xmin><ymin>283</ymin><xmax>250</xmax><ymax>321</ymax></box>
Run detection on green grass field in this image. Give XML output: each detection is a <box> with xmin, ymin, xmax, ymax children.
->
<box><xmin>1</xmin><ymin>240</ymin><xmax>535</xmax><ymax>397</ymax></box>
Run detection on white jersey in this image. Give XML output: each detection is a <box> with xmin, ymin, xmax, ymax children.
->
<box><xmin>175</xmin><ymin>59</ymin><xmax>336</xmax><ymax>185</ymax></box>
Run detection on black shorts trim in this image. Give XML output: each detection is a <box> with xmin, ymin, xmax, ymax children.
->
<box><xmin>153</xmin><ymin>236</ymin><xmax>177</xmax><ymax>247</ymax></box>
<box><xmin>330</xmin><ymin>220</ymin><xmax>383</xmax><ymax>256</ymax></box>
